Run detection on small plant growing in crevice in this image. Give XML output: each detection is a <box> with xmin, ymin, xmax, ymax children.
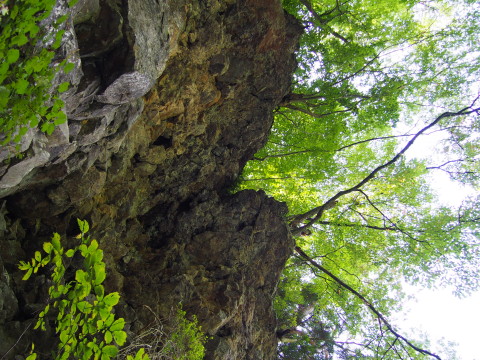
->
<box><xmin>18</xmin><ymin>219</ymin><xmax>149</xmax><ymax>360</ymax></box>
<box><xmin>118</xmin><ymin>305</ymin><xmax>208</xmax><ymax>360</ymax></box>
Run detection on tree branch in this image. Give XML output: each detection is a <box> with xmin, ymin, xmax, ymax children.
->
<box><xmin>280</xmin><ymin>92</ymin><xmax>370</xmax><ymax>106</ymax></box>
<box><xmin>290</xmin><ymin>102</ymin><xmax>480</xmax><ymax>235</ymax></box>
<box><xmin>426</xmin><ymin>158</ymin><xmax>468</xmax><ymax>170</ymax></box>
<box><xmin>282</xmin><ymin>103</ymin><xmax>354</xmax><ymax>119</ymax></box>
<box><xmin>242</xmin><ymin>175</ymin><xmax>306</xmax><ymax>182</ymax></box>
<box><xmin>298</xmin><ymin>0</ymin><xmax>349</xmax><ymax>43</ymax></box>
<box><xmin>294</xmin><ymin>246</ymin><xmax>442</xmax><ymax>360</ymax></box>
<box><xmin>353</xmin><ymin>189</ymin><xmax>424</xmax><ymax>243</ymax></box>
<box><xmin>253</xmin><ymin>150</ymin><xmax>313</xmax><ymax>161</ymax></box>
<box><xmin>253</xmin><ymin>133</ymin><xmax>417</xmax><ymax>162</ymax></box>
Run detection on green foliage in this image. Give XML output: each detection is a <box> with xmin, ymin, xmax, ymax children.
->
<box><xmin>18</xmin><ymin>220</ymin><xmax>207</xmax><ymax>360</ymax></box>
<box><xmin>117</xmin><ymin>305</ymin><xmax>208</xmax><ymax>360</ymax></box>
<box><xmin>18</xmin><ymin>219</ymin><xmax>149</xmax><ymax>360</ymax></box>
<box><xmin>162</xmin><ymin>308</ymin><xmax>207</xmax><ymax>360</ymax></box>
<box><xmin>240</xmin><ymin>0</ymin><xmax>480</xmax><ymax>358</ymax></box>
<box><xmin>0</xmin><ymin>0</ymin><xmax>73</xmax><ymax>145</ymax></box>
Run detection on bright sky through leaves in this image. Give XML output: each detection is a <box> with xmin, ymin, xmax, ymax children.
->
<box><xmin>240</xmin><ymin>0</ymin><xmax>480</xmax><ymax>358</ymax></box>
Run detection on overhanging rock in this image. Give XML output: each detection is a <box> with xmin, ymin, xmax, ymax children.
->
<box><xmin>0</xmin><ymin>1</ymin><xmax>301</xmax><ymax>359</ymax></box>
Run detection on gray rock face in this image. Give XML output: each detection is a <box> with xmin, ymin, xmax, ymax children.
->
<box><xmin>0</xmin><ymin>0</ymin><xmax>176</xmax><ymax>197</ymax></box>
<box><xmin>0</xmin><ymin>0</ymin><xmax>301</xmax><ymax>359</ymax></box>
<box><xmin>95</xmin><ymin>72</ymin><xmax>153</xmax><ymax>104</ymax></box>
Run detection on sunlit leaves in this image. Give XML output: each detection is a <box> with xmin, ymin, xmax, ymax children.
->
<box><xmin>0</xmin><ymin>0</ymin><xmax>72</xmax><ymax>145</ymax></box>
<box><xmin>244</xmin><ymin>1</ymin><xmax>480</xmax><ymax>358</ymax></box>
<box><xmin>17</xmin><ymin>220</ymin><xmax>147</xmax><ymax>360</ymax></box>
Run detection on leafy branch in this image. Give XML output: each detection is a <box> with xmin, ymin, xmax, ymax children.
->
<box><xmin>253</xmin><ymin>131</ymin><xmax>421</xmax><ymax>161</ymax></box>
<box><xmin>294</xmin><ymin>246</ymin><xmax>442</xmax><ymax>359</ymax></box>
<box><xmin>298</xmin><ymin>0</ymin><xmax>350</xmax><ymax>43</ymax></box>
<box><xmin>16</xmin><ymin>219</ymin><xmax>149</xmax><ymax>360</ymax></box>
<box><xmin>290</xmin><ymin>100</ymin><xmax>480</xmax><ymax>235</ymax></box>
<box><xmin>0</xmin><ymin>0</ymin><xmax>74</xmax><ymax>146</ymax></box>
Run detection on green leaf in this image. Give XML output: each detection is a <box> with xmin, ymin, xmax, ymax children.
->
<box><xmin>52</xmin><ymin>30</ymin><xmax>65</xmax><ymax>49</ymax></box>
<box><xmin>77</xmin><ymin>301</ymin><xmax>90</xmax><ymax>313</ymax></box>
<box><xmin>94</xmin><ymin>284</ymin><xmax>105</xmax><ymax>298</ymax></box>
<box><xmin>79</xmin><ymin>244</ymin><xmax>88</xmax><ymax>255</ymax></box>
<box><xmin>104</xmin><ymin>330</ymin><xmax>113</xmax><ymax>344</ymax></box>
<box><xmin>43</xmin><ymin>242</ymin><xmax>53</xmax><ymax>254</ymax></box>
<box><xmin>34</xmin><ymin>317</ymin><xmax>45</xmax><ymax>330</ymax></box>
<box><xmin>103</xmin><ymin>293</ymin><xmax>120</xmax><ymax>307</ymax></box>
<box><xmin>53</xmin><ymin>285</ymin><xmax>65</xmax><ymax>298</ymax></box>
<box><xmin>0</xmin><ymin>86</ymin><xmax>9</xmax><ymax>108</ymax></box>
<box><xmin>58</xmin><ymin>81</ymin><xmax>69</xmax><ymax>93</ymax></box>
<box><xmin>34</xmin><ymin>251</ymin><xmax>41</xmax><ymax>262</ymax></box>
<box><xmin>41</xmin><ymin>122</ymin><xmax>55</xmax><ymax>135</ymax></box>
<box><xmin>6</xmin><ymin>48</ymin><xmax>19</xmax><ymax>64</ymax></box>
<box><xmin>113</xmin><ymin>330</ymin><xmax>127</xmax><ymax>346</ymax></box>
<box><xmin>53</xmin><ymin>111</ymin><xmax>67</xmax><ymax>125</ymax></box>
<box><xmin>11</xmin><ymin>33</ymin><xmax>28</xmax><ymax>46</ymax></box>
<box><xmin>64</xmin><ymin>62</ymin><xmax>75</xmax><ymax>73</ymax></box>
<box><xmin>134</xmin><ymin>348</ymin><xmax>149</xmax><ymax>360</ymax></box>
<box><xmin>51</xmin><ymin>233</ymin><xmax>61</xmax><ymax>251</ymax></box>
<box><xmin>15</xmin><ymin>79</ymin><xmax>29</xmax><ymax>94</ymax></box>
<box><xmin>99</xmin><ymin>307</ymin><xmax>111</xmax><ymax>320</ymax></box>
<box><xmin>29</xmin><ymin>115</ymin><xmax>39</xmax><ymax>128</ymax></box>
<box><xmin>22</xmin><ymin>268</ymin><xmax>33</xmax><ymax>280</ymax></box>
<box><xmin>75</xmin><ymin>269</ymin><xmax>88</xmax><ymax>284</ymax></box>
<box><xmin>59</xmin><ymin>330</ymin><xmax>69</xmax><ymax>345</ymax></box>
<box><xmin>18</xmin><ymin>261</ymin><xmax>30</xmax><ymax>270</ymax></box>
<box><xmin>88</xmin><ymin>239</ymin><xmax>99</xmax><ymax>253</ymax></box>
<box><xmin>101</xmin><ymin>345</ymin><xmax>118</xmax><ymax>358</ymax></box>
<box><xmin>77</xmin><ymin>219</ymin><xmax>90</xmax><ymax>234</ymax></box>
<box><xmin>94</xmin><ymin>263</ymin><xmax>106</xmax><ymax>285</ymax></box>
<box><xmin>104</xmin><ymin>314</ymin><xmax>115</xmax><ymax>327</ymax></box>
<box><xmin>66</xmin><ymin>249</ymin><xmax>75</xmax><ymax>257</ymax></box>
<box><xmin>109</xmin><ymin>318</ymin><xmax>125</xmax><ymax>332</ymax></box>
<box><xmin>40</xmin><ymin>255</ymin><xmax>51</xmax><ymax>266</ymax></box>
<box><xmin>28</xmin><ymin>23</ymin><xmax>39</xmax><ymax>37</ymax></box>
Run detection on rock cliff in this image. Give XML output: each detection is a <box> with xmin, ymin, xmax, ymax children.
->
<box><xmin>0</xmin><ymin>0</ymin><xmax>301</xmax><ymax>358</ymax></box>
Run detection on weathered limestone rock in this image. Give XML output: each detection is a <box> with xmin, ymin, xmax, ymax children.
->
<box><xmin>0</xmin><ymin>0</ymin><xmax>301</xmax><ymax>358</ymax></box>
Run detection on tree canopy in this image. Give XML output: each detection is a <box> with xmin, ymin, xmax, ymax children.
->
<box><xmin>239</xmin><ymin>0</ymin><xmax>480</xmax><ymax>358</ymax></box>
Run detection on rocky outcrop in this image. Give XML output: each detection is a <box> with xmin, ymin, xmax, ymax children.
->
<box><xmin>0</xmin><ymin>0</ymin><xmax>301</xmax><ymax>359</ymax></box>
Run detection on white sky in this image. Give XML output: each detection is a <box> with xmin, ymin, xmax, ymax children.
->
<box><xmin>399</xmin><ymin>284</ymin><xmax>480</xmax><ymax>360</ymax></box>
<box><xmin>389</xmin><ymin>175</ymin><xmax>480</xmax><ymax>360</ymax></box>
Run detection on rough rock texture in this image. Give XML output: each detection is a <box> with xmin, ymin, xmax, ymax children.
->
<box><xmin>0</xmin><ymin>0</ymin><xmax>301</xmax><ymax>359</ymax></box>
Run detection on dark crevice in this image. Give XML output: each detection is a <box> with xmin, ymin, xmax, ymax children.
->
<box><xmin>153</xmin><ymin>136</ymin><xmax>173</xmax><ymax>148</ymax></box>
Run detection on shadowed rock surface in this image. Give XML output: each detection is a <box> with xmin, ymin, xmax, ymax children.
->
<box><xmin>0</xmin><ymin>0</ymin><xmax>301</xmax><ymax>358</ymax></box>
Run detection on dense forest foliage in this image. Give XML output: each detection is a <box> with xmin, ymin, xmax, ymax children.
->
<box><xmin>239</xmin><ymin>0</ymin><xmax>480</xmax><ymax>358</ymax></box>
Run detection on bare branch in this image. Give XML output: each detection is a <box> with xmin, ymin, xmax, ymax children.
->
<box><xmin>353</xmin><ymin>189</ymin><xmax>425</xmax><ymax>243</ymax></box>
<box><xmin>242</xmin><ymin>175</ymin><xmax>306</xmax><ymax>182</ymax></box>
<box><xmin>253</xmin><ymin>150</ymin><xmax>313</xmax><ymax>161</ymax></box>
<box><xmin>280</xmin><ymin>92</ymin><xmax>370</xmax><ymax>106</ymax></box>
<box><xmin>282</xmin><ymin>103</ymin><xmax>354</xmax><ymax>119</ymax></box>
<box><xmin>426</xmin><ymin>158</ymin><xmax>472</xmax><ymax>170</ymax></box>
<box><xmin>253</xmin><ymin>132</ymin><xmax>417</xmax><ymax>162</ymax></box>
<box><xmin>317</xmin><ymin>218</ymin><xmax>396</xmax><ymax>231</ymax></box>
<box><xmin>336</xmin><ymin>133</ymin><xmax>413</xmax><ymax>152</ymax></box>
